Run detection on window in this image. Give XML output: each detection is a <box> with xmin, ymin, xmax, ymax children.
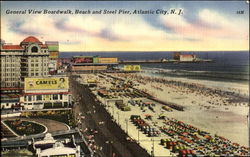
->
<box><xmin>59</xmin><ymin>94</ymin><xmax>63</xmax><ymax>100</ymax></box>
<box><xmin>53</xmin><ymin>94</ymin><xmax>58</xmax><ymax>100</ymax></box>
<box><xmin>37</xmin><ymin>95</ymin><xmax>42</xmax><ymax>101</ymax></box>
<box><xmin>28</xmin><ymin>96</ymin><xmax>32</xmax><ymax>101</ymax></box>
<box><xmin>31</xmin><ymin>46</ymin><xmax>38</xmax><ymax>53</ymax></box>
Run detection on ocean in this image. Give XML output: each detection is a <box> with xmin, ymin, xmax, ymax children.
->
<box><xmin>60</xmin><ymin>51</ymin><xmax>249</xmax><ymax>84</ymax></box>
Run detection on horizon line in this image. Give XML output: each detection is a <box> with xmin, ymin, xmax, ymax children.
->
<box><xmin>60</xmin><ymin>50</ymin><xmax>249</xmax><ymax>53</ymax></box>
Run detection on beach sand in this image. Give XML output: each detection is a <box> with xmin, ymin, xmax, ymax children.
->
<box><xmin>113</xmin><ymin>73</ymin><xmax>249</xmax><ymax>147</ymax></box>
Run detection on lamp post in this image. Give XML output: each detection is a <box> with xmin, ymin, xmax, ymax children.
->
<box><xmin>138</xmin><ymin>129</ymin><xmax>140</xmax><ymax>144</ymax></box>
<box><xmin>105</xmin><ymin>140</ymin><xmax>113</xmax><ymax>157</ymax></box>
<box><xmin>112</xmin><ymin>106</ymin><xmax>114</xmax><ymax>118</ymax></box>
<box><xmin>116</xmin><ymin>111</ymin><xmax>120</xmax><ymax>125</ymax></box>
<box><xmin>125</xmin><ymin>118</ymin><xmax>128</xmax><ymax>134</ymax></box>
<box><xmin>151</xmin><ymin>137</ymin><xmax>155</xmax><ymax>157</ymax></box>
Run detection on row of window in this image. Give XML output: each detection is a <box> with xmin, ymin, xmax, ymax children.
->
<box><xmin>30</xmin><ymin>68</ymin><xmax>47</xmax><ymax>71</ymax></box>
<box><xmin>30</xmin><ymin>63</ymin><xmax>48</xmax><ymax>67</ymax></box>
<box><xmin>1</xmin><ymin>82</ymin><xmax>19</xmax><ymax>87</ymax></box>
<box><xmin>2</xmin><ymin>57</ymin><xmax>21</xmax><ymax>60</ymax></box>
<box><xmin>24</xmin><ymin>94</ymin><xmax>64</xmax><ymax>101</ymax></box>
<box><xmin>1</xmin><ymin>64</ymin><xmax>20</xmax><ymax>67</ymax></box>
<box><xmin>30</xmin><ymin>72</ymin><xmax>48</xmax><ymax>76</ymax></box>
<box><xmin>1</xmin><ymin>69</ymin><xmax>20</xmax><ymax>72</ymax></box>
<box><xmin>1</xmin><ymin>73</ymin><xmax>20</xmax><ymax>76</ymax></box>
<box><xmin>30</xmin><ymin>58</ymin><xmax>48</xmax><ymax>62</ymax></box>
<box><xmin>1</xmin><ymin>78</ymin><xmax>20</xmax><ymax>81</ymax></box>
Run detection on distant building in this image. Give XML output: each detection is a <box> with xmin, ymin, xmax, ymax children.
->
<box><xmin>70</xmin><ymin>56</ymin><xmax>118</xmax><ymax>72</ymax></box>
<box><xmin>45</xmin><ymin>41</ymin><xmax>59</xmax><ymax>73</ymax></box>
<box><xmin>179</xmin><ymin>54</ymin><xmax>196</xmax><ymax>62</ymax></box>
<box><xmin>45</xmin><ymin>41</ymin><xmax>59</xmax><ymax>59</ymax></box>
<box><xmin>173</xmin><ymin>52</ymin><xmax>196</xmax><ymax>62</ymax></box>
<box><xmin>33</xmin><ymin>133</ymin><xmax>81</xmax><ymax>157</ymax></box>
<box><xmin>173</xmin><ymin>52</ymin><xmax>181</xmax><ymax>60</ymax></box>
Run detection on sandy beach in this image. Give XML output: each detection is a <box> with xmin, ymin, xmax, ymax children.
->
<box><xmin>112</xmin><ymin>73</ymin><xmax>249</xmax><ymax>147</ymax></box>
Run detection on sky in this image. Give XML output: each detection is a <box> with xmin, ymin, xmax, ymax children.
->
<box><xmin>1</xmin><ymin>1</ymin><xmax>249</xmax><ymax>52</ymax></box>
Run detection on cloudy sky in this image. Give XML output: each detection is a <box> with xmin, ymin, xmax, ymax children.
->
<box><xmin>1</xmin><ymin>1</ymin><xmax>249</xmax><ymax>51</ymax></box>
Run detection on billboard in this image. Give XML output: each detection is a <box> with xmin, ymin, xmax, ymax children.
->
<box><xmin>49</xmin><ymin>51</ymin><xmax>59</xmax><ymax>59</ymax></box>
<box><xmin>98</xmin><ymin>57</ymin><xmax>118</xmax><ymax>63</ymax></box>
<box><xmin>47</xmin><ymin>45</ymin><xmax>59</xmax><ymax>51</ymax></box>
<box><xmin>45</xmin><ymin>41</ymin><xmax>59</xmax><ymax>51</ymax></box>
<box><xmin>25</xmin><ymin>77</ymin><xmax>69</xmax><ymax>91</ymax></box>
<box><xmin>124</xmin><ymin>65</ymin><xmax>141</xmax><ymax>71</ymax></box>
<box><xmin>71</xmin><ymin>65</ymin><xmax>107</xmax><ymax>71</ymax></box>
<box><xmin>73</xmin><ymin>57</ymin><xmax>93</xmax><ymax>63</ymax></box>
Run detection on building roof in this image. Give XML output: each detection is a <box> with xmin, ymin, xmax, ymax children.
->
<box><xmin>2</xmin><ymin>45</ymin><xmax>24</xmax><ymax>50</ymax></box>
<box><xmin>21</xmin><ymin>36</ymin><xmax>41</xmax><ymax>43</ymax></box>
<box><xmin>23</xmin><ymin>92</ymin><xmax>70</xmax><ymax>95</ymax></box>
<box><xmin>41</xmin><ymin>44</ymin><xmax>48</xmax><ymax>48</ymax></box>
<box><xmin>45</xmin><ymin>41</ymin><xmax>59</xmax><ymax>45</ymax></box>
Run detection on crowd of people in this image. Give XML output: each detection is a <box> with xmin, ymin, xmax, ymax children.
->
<box><xmin>114</xmin><ymin>73</ymin><xmax>249</xmax><ymax>108</ymax></box>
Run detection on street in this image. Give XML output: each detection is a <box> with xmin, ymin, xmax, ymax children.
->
<box><xmin>70</xmin><ymin>75</ymin><xmax>151</xmax><ymax>157</ymax></box>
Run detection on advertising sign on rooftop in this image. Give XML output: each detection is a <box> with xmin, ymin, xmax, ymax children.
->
<box><xmin>73</xmin><ymin>57</ymin><xmax>93</xmax><ymax>63</ymax></box>
<box><xmin>25</xmin><ymin>77</ymin><xmax>69</xmax><ymax>91</ymax></box>
<box><xmin>49</xmin><ymin>51</ymin><xmax>59</xmax><ymax>59</ymax></box>
<box><xmin>47</xmin><ymin>45</ymin><xmax>59</xmax><ymax>51</ymax></box>
<box><xmin>124</xmin><ymin>65</ymin><xmax>141</xmax><ymax>71</ymax></box>
<box><xmin>45</xmin><ymin>41</ymin><xmax>59</xmax><ymax>51</ymax></box>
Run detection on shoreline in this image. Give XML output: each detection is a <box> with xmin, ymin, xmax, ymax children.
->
<box><xmin>140</xmin><ymin>72</ymin><xmax>249</xmax><ymax>98</ymax></box>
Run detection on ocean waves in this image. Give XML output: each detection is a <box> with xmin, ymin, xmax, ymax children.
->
<box><xmin>143</xmin><ymin>66</ymin><xmax>249</xmax><ymax>83</ymax></box>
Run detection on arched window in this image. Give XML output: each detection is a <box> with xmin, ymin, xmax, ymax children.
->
<box><xmin>31</xmin><ymin>46</ymin><xmax>38</xmax><ymax>53</ymax></box>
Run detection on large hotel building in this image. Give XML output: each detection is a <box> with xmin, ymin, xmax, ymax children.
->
<box><xmin>1</xmin><ymin>36</ymin><xmax>60</xmax><ymax>88</ymax></box>
<box><xmin>1</xmin><ymin>36</ymin><xmax>50</xmax><ymax>88</ymax></box>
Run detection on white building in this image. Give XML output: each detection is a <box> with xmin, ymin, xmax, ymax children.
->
<box><xmin>179</xmin><ymin>54</ymin><xmax>196</xmax><ymax>62</ymax></box>
<box><xmin>0</xmin><ymin>36</ymin><xmax>50</xmax><ymax>88</ymax></box>
<box><xmin>34</xmin><ymin>133</ymin><xmax>80</xmax><ymax>157</ymax></box>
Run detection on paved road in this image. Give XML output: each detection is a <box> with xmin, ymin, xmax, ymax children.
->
<box><xmin>70</xmin><ymin>75</ymin><xmax>151</xmax><ymax>157</ymax></box>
